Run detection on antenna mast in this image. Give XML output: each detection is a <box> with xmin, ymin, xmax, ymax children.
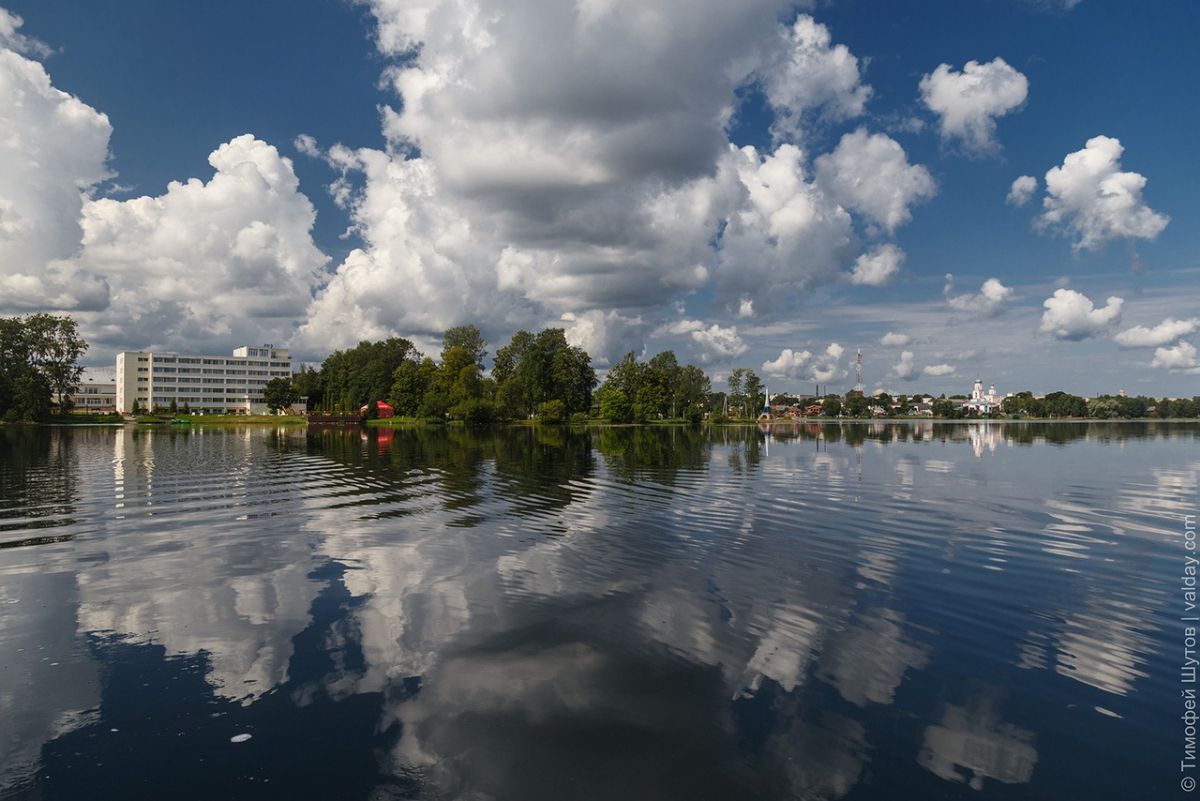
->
<box><xmin>854</xmin><ymin>349</ymin><xmax>864</xmax><ymax>394</ymax></box>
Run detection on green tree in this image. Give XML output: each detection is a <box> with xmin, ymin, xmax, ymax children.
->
<box><xmin>0</xmin><ymin>314</ymin><xmax>87</xmax><ymax>421</ymax></box>
<box><xmin>441</xmin><ymin>325</ymin><xmax>488</xmax><ymax>369</ymax></box>
<box><xmin>676</xmin><ymin>365</ymin><xmax>711</xmax><ymax>420</ymax></box>
<box><xmin>727</xmin><ymin>368</ymin><xmax>747</xmax><ymax>416</ymax></box>
<box><xmin>492</xmin><ymin>328</ymin><xmax>595</xmax><ymax>419</ymax></box>
<box><xmin>263</xmin><ymin>376</ymin><xmax>301</xmax><ymax>413</ymax></box>
<box><xmin>317</xmin><ymin>337</ymin><xmax>416</xmax><ymax>412</ymax></box>
<box><xmin>293</xmin><ymin>365</ymin><xmax>322</xmax><ymax>408</ymax></box>
<box><xmin>843</xmin><ymin>392</ymin><xmax>869</xmax><ymax>418</ymax></box>
<box><xmin>1043</xmin><ymin>391</ymin><xmax>1087</xmax><ymax>418</ymax></box>
<box><xmin>599</xmin><ymin>388</ymin><xmax>633</xmax><ymax>422</ymax></box>
<box><xmin>454</xmin><ymin>397</ymin><xmax>496</xmax><ymax>426</ymax></box>
<box><xmin>931</xmin><ymin>398</ymin><xmax>958</xmax><ymax>418</ymax></box>
<box><xmin>743</xmin><ymin>370</ymin><xmax>763</xmax><ymax>417</ymax></box>
<box><xmin>646</xmin><ymin>350</ymin><xmax>680</xmax><ymax>418</ymax></box>
<box><xmin>536</xmin><ymin>399</ymin><xmax>567</xmax><ymax>424</ymax></box>
<box><xmin>822</xmin><ymin>397</ymin><xmax>842</xmax><ymax>417</ymax></box>
<box><xmin>438</xmin><ymin>344</ymin><xmax>490</xmax><ymax>421</ymax></box>
<box><xmin>390</xmin><ymin>356</ymin><xmax>436</xmax><ymax>416</ymax></box>
<box><xmin>27</xmin><ymin>314</ymin><xmax>87</xmax><ymax>417</ymax></box>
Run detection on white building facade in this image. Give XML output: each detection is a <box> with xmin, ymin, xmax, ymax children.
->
<box><xmin>59</xmin><ymin>368</ymin><xmax>117</xmax><ymax>413</ymax></box>
<box><xmin>115</xmin><ymin>345</ymin><xmax>302</xmax><ymax>415</ymax></box>
<box><xmin>962</xmin><ymin>379</ymin><xmax>1004</xmax><ymax>415</ymax></box>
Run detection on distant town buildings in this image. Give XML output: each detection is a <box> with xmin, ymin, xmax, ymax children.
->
<box><xmin>115</xmin><ymin>345</ymin><xmax>302</xmax><ymax>415</ymax></box>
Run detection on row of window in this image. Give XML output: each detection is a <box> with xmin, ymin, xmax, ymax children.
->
<box><xmin>146</xmin><ymin>388</ymin><xmax>266</xmax><ymax>396</ymax></box>
<box><xmin>171</xmin><ymin>357</ymin><xmax>279</xmax><ymax>366</ymax></box>
<box><xmin>154</xmin><ymin>379</ymin><xmax>272</xmax><ymax>388</ymax></box>
<box><xmin>143</xmin><ymin>395</ymin><xmax>265</xmax><ymax>402</ymax></box>
<box><xmin>151</xmin><ymin>357</ymin><xmax>291</xmax><ymax>368</ymax></box>
<box><xmin>152</xmin><ymin>367</ymin><xmax>288</xmax><ymax>376</ymax></box>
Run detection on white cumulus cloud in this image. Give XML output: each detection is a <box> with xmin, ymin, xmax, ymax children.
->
<box><xmin>1039</xmin><ymin>288</ymin><xmax>1123</xmax><ymax>340</ymax></box>
<box><xmin>764</xmin><ymin>343</ymin><xmax>846</xmax><ymax>383</ymax></box>
<box><xmin>816</xmin><ymin>128</ymin><xmax>937</xmax><ymax>232</ymax></box>
<box><xmin>690</xmin><ymin>323</ymin><xmax>748</xmax><ymax>363</ymax></box>
<box><xmin>897</xmin><ymin>351</ymin><xmax>954</xmax><ymax>380</ymax></box>
<box><xmin>561</xmin><ymin>309</ymin><xmax>646</xmax><ymax>367</ymax></box>
<box><xmin>759</xmin><ymin>15</ymin><xmax>871</xmax><ymax>139</ymax></box>
<box><xmin>75</xmin><ymin>135</ymin><xmax>329</xmax><ymax>354</ymax></box>
<box><xmin>919</xmin><ymin>58</ymin><xmax>1029</xmax><ymax>154</ymax></box>
<box><xmin>1149</xmin><ymin>341</ymin><xmax>1197</xmax><ymax>372</ymax></box>
<box><xmin>1113</xmin><ymin>317</ymin><xmax>1199</xmax><ymax>349</ymax></box>
<box><xmin>300</xmin><ymin>2</ymin><xmax>934</xmax><ymax>352</ymax></box>
<box><xmin>944</xmin><ymin>275</ymin><xmax>1014</xmax><ymax>316</ymax></box>
<box><xmin>762</xmin><ymin>348</ymin><xmax>813</xmax><ymax>379</ymax></box>
<box><xmin>849</xmin><ymin>244</ymin><xmax>904</xmax><ymax>286</ymax></box>
<box><xmin>0</xmin><ymin>20</ymin><xmax>112</xmax><ymax>312</ymax></box>
<box><xmin>1007</xmin><ymin>175</ymin><xmax>1037</xmax><ymax>206</ymax></box>
<box><xmin>1040</xmin><ymin>135</ymin><xmax>1168</xmax><ymax>250</ymax></box>
<box><xmin>0</xmin><ymin>8</ymin><xmax>50</xmax><ymax>56</ymax></box>
<box><xmin>713</xmin><ymin>142</ymin><xmax>855</xmax><ymax>310</ymax></box>
<box><xmin>880</xmin><ymin>332</ymin><xmax>911</xmax><ymax>347</ymax></box>
<box><xmin>894</xmin><ymin>350</ymin><xmax>917</xmax><ymax>380</ymax></box>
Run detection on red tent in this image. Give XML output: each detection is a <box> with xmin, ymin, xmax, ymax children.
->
<box><xmin>360</xmin><ymin>400</ymin><xmax>395</xmax><ymax>418</ymax></box>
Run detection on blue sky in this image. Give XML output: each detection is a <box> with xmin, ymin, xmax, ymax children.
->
<box><xmin>1</xmin><ymin>0</ymin><xmax>1197</xmax><ymax>395</ymax></box>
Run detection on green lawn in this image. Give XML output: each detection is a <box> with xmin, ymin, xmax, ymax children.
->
<box><xmin>126</xmin><ymin>413</ymin><xmax>306</xmax><ymax>425</ymax></box>
<box><xmin>184</xmin><ymin>414</ymin><xmax>307</xmax><ymax>425</ymax></box>
<box><xmin>53</xmin><ymin>412</ymin><xmax>125</xmax><ymax>425</ymax></box>
<box><xmin>365</xmin><ymin>416</ymin><xmax>440</xmax><ymax>427</ymax></box>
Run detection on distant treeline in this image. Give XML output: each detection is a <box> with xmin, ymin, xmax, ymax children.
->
<box><xmin>294</xmin><ymin>329</ymin><xmax>1200</xmax><ymax>424</ymax></box>
<box><xmin>1009</xmin><ymin>391</ymin><xmax>1200</xmax><ymax>419</ymax></box>
<box><xmin>0</xmin><ymin>314</ymin><xmax>87</xmax><ymax>422</ymax></box>
<box><xmin>298</xmin><ymin>326</ymin><xmax>596</xmax><ymax>424</ymax></box>
<box><xmin>297</xmin><ymin>326</ymin><xmax>728</xmax><ymax>424</ymax></box>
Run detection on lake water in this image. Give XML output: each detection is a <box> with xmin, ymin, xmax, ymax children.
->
<box><xmin>0</xmin><ymin>422</ymin><xmax>1194</xmax><ymax>800</ymax></box>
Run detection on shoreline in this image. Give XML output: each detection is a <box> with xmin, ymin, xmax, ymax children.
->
<box><xmin>7</xmin><ymin>416</ymin><xmax>1196</xmax><ymax>429</ymax></box>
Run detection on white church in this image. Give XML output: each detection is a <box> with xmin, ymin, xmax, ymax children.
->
<box><xmin>962</xmin><ymin>379</ymin><xmax>1004</xmax><ymax>415</ymax></box>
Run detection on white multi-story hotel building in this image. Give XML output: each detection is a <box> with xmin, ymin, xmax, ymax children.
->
<box><xmin>58</xmin><ymin>368</ymin><xmax>118</xmax><ymax>413</ymax></box>
<box><xmin>115</xmin><ymin>345</ymin><xmax>302</xmax><ymax>415</ymax></box>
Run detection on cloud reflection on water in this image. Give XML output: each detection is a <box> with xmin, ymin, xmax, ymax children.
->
<box><xmin>0</xmin><ymin>422</ymin><xmax>1193</xmax><ymax>799</ymax></box>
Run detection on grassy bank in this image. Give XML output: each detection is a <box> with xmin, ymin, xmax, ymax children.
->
<box><xmin>183</xmin><ymin>414</ymin><xmax>307</xmax><ymax>425</ymax></box>
<box><xmin>51</xmin><ymin>413</ymin><xmax>125</xmax><ymax>425</ymax></box>
<box><xmin>127</xmin><ymin>414</ymin><xmax>307</xmax><ymax>426</ymax></box>
<box><xmin>365</xmin><ymin>416</ymin><xmax>430</xmax><ymax>428</ymax></box>
<box><xmin>342</xmin><ymin>415</ymin><xmax>1200</xmax><ymax>429</ymax></box>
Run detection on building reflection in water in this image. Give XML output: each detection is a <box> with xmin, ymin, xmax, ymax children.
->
<box><xmin>918</xmin><ymin>697</ymin><xmax>1038</xmax><ymax>790</ymax></box>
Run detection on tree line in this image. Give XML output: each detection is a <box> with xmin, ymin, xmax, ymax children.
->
<box><xmin>595</xmin><ymin>351</ymin><xmax>712</xmax><ymax>423</ymax></box>
<box><xmin>298</xmin><ymin>326</ymin><xmax>596</xmax><ymax>424</ymax></box>
<box><xmin>296</xmin><ymin>326</ymin><xmax>728</xmax><ymax>425</ymax></box>
<box><xmin>0</xmin><ymin>314</ymin><xmax>87</xmax><ymax>422</ymax></box>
